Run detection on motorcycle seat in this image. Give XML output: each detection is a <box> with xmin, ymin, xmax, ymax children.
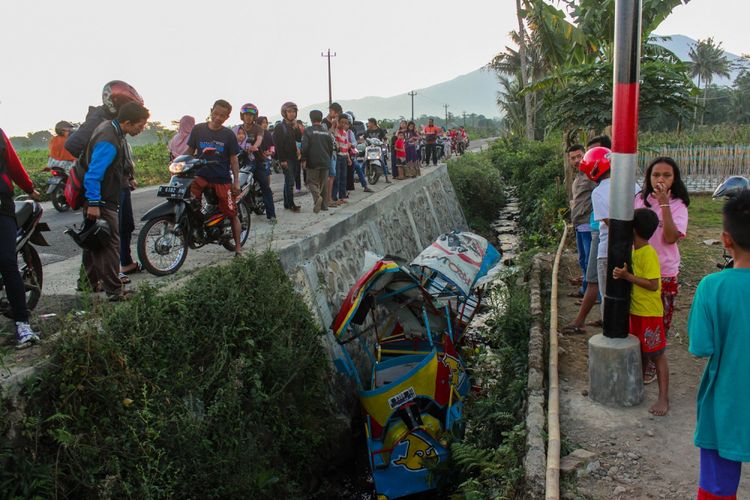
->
<box><xmin>14</xmin><ymin>201</ymin><xmax>34</xmax><ymax>227</ymax></box>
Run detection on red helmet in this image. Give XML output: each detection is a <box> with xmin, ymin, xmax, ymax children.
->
<box><xmin>580</xmin><ymin>146</ymin><xmax>612</xmax><ymax>182</ymax></box>
<box><xmin>102</xmin><ymin>80</ymin><xmax>143</xmax><ymax>114</ymax></box>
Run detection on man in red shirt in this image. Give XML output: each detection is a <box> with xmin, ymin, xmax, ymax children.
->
<box><xmin>422</xmin><ymin>118</ymin><xmax>441</xmax><ymax>166</ymax></box>
<box><xmin>0</xmin><ymin>128</ymin><xmax>42</xmax><ymax>345</ymax></box>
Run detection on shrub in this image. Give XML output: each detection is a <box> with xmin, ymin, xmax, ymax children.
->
<box><xmin>448</xmin><ymin>152</ymin><xmax>507</xmax><ymax>238</ymax></box>
<box><xmin>0</xmin><ymin>252</ymin><xmax>333</xmax><ymax>499</ymax></box>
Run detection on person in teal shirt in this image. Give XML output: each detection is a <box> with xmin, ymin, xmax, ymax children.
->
<box><xmin>688</xmin><ymin>189</ymin><xmax>750</xmax><ymax>499</ymax></box>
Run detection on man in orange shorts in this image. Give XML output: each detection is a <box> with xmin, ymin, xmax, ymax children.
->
<box><xmin>186</xmin><ymin>99</ymin><xmax>242</xmax><ymax>254</ymax></box>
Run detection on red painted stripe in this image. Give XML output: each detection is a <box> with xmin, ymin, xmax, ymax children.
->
<box><xmin>612</xmin><ymin>82</ymin><xmax>640</xmax><ymax>154</ymax></box>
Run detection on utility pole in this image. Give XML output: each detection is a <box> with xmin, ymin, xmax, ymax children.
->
<box><xmin>321</xmin><ymin>49</ymin><xmax>337</xmax><ymax>107</ymax></box>
<box><xmin>408</xmin><ymin>91</ymin><xmax>417</xmax><ymax>121</ymax></box>
<box><xmin>443</xmin><ymin>104</ymin><xmax>450</xmax><ymax>128</ymax></box>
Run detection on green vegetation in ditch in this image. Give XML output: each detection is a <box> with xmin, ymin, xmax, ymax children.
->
<box><xmin>0</xmin><ymin>252</ymin><xmax>334</xmax><ymax>499</ymax></box>
<box><xmin>435</xmin><ymin>276</ymin><xmax>531</xmax><ymax>498</ymax></box>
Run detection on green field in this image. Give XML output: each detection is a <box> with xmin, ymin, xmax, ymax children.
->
<box><xmin>17</xmin><ymin>143</ymin><xmax>172</xmax><ymax>200</ymax></box>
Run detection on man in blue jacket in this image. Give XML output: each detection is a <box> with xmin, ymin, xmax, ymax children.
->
<box><xmin>81</xmin><ymin>102</ymin><xmax>149</xmax><ymax>300</ymax></box>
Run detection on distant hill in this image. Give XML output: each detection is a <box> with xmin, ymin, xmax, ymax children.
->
<box><xmin>651</xmin><ymin>34</ymin><xmax>746</xmax><ymax>86</ymax></box>
<box><xmin>299</xmin><ymin>68</ymin><xmax>501</xmax><ymax>122</ymax></box>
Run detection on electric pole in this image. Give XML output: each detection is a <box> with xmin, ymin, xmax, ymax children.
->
<box><xmin>321</xmin><ymin>49</ymin><xmax>337</xmax><ymax>106</ymax></box>
<box><xmin>443</xmin><ymin>104</ymin><xmax>450</xmax><ymax>128</ymax></box>
<box><xmin>408</xmin><ymin>91</ymin><xmax>417</xmax><ymax>121</ymax></box>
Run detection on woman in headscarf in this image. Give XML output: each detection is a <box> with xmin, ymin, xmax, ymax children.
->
<box><xmin>168</xmin><ymin>115</ymin><xmax>195</xmax><ymax>159</ymax></box>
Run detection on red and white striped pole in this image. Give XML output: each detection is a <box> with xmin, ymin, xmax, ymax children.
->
<box><xmin>603</xmin><ymin>0</ymin><xmax>642</xmax><ymax>338</ymax></box>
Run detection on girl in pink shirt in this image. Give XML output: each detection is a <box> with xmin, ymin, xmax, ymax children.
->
<box><xmin>635</xmin><ymin>157</ymin><xmax>690</xmax><ymax>382</ymax></box>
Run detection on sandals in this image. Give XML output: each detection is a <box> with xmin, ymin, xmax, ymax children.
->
<box><xmin>561</xmin><ymin>324</ymin><xmax>587</xmax><ymax>335</ymax></box>
<box><xmin>118</xmin><ymin>273</ymin><xmax>131</xmax><ymax>285</ymax></box>
<box><xmin>586</xmin><ymin>319</ymin><xmax>603</xmax><ymax>328</ymax></box>
<box><xmin>122</xmin><ymin>262</ymin><xmax>143</xmax><ymax>275</ymax></box>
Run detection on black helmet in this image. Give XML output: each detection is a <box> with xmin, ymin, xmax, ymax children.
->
<box><xmin>54</xmin><ymin>120</ymin><xmax>74</xmax><ymax>135</ymax></box>
<box><xmin>65</xmin><ymin>218</ymin><xmax>112</xmax><ymax>251</ymax></box>
<box><xmin>346</xmin><ymin>110</ymin><xmax>356</xmax><ymax>121</ymax></box>
<box><xmin>713</xmin><ymin>176</ymin><xmax>750</xmax><ymax>199</ymax></box>
<box><xmin>280</xmin><ymin>101</ymin><xmax>298</xmax><ymax>117</ymax></box>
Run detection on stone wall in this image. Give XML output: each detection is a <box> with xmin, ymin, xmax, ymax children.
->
<box><xmin>277</xmin><ymin>164</ymin><xmax>467</xmax><ymax>330</ymax></box>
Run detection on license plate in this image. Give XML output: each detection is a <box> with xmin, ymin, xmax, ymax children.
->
<box><xmin>388</xmin><ymin>387</ymin><xmax>416</xmax><ymax>409</ymax></box>
<box><xmin>47</xmin><ymin>177</ymin><xmax>62</xmax><ymax>185</ymax></box>
<box><xmin>157</xmin><ymin>185</ymin><xmax>186</xmax><ymax>198</ymax></box>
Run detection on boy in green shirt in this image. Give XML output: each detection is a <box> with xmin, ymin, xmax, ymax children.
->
<box><xmin>689</xmin><ymin>190</ymin><xmax>750</xmax><ymax>499</ymax></box>
<box><xmin>613</xmin><ymin>208</ymin><xmax>669</xmax><ymax>416</ymax></box>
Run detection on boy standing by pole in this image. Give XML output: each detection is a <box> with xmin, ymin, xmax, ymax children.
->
<box><xmin>688</xmin><ymin>190</ymin><xmax>750</xmax><ymax>499</ymax></box>
<box><xmin>612</xmin><ymin>208</ymin><xmax>669</xmax><ymax>415</ymax></box>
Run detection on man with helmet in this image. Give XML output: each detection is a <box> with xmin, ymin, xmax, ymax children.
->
<box><xmin>65</xmin><ymin>80</ymin><xmax>144</xmax><ymax>158</ymax></box>
<box><xmin>80</xmin><ymin>102</ymin><xmax>150</xmax><ymax>301</ymax></box>
<box><xmin>232</xmin><ymin>103</ymin><xmax>276</xmax><ymax>222</ymax></box>
<box><xmin>48</xmin><ymin>121</ymin><xmax>77</xmax><ymax>171</ymax></box>
<box><xmin>273</xmin><ymin>101</ymin><xmax>302</xmax><ymax>213</ymax></box>
<box><xmin>0</xmin><ymin>128</ymin><xmax>42</xmax><ymax>345</ymax></box>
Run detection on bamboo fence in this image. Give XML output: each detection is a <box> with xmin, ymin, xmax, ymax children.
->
<box><xmin>638</xmin><ymin>144</ymin><xmax>750</xmax><ymax>193</ymax></box>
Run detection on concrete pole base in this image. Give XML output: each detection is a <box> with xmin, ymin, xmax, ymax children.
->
<box><xmin>588</xmin><ymin>333</ymin><xmax>644</xmax><ymax>407</ymax></box>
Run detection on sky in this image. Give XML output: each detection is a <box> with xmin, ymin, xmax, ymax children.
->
<box><xmin>0</xmin><ymin>0</ymin><xmax>747</xmax><ymax>137</ymax></box>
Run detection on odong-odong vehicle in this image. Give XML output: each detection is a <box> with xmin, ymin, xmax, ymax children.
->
<box><xmin>136</xmin><ymin>151</ymin><xmax>251</xmax><ymax>276</ymax></box>
<box><xmin>712</xmin><ymin>175</ymin><xmax>750</xmax><ymax>269</ymax></box>
<box><xmin>0</xmin><ymin>196</ymin><xmax>50</xmax><ymax>318</ymax></box>
<box><xmin>362</xmin><ymin>137</ymin><xmax>387</xmax><ymax>185</ymax></box>
<box><xmin>43</xmin><ymin>164</ymin><xmax>72</xmax><ymax>212</ymax></box>
<box><xmin>331</xmin><ymin>231</ymin><xmax>502</xmax><ymax>500</ymax></box>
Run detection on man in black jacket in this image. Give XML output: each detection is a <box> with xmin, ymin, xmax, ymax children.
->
<box><xmin>273</xmin><ymin>101</ymin><xmax>302</xmax><ymax>213</ymax></box>
<box><xmin>81</xmin><ymin>102</ymin><xmax>149</xmax><ymax>301</ymax></box>
<box><xmin>300</xmin><ymin>110</ymin><xmax>334</xmax><ymax>213</ymax></box>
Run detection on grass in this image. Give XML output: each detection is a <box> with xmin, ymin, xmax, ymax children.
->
<box><xmin>678</xmin><ymin>194</ymin><xmax>725</xmax><ymax>286</ymax></box>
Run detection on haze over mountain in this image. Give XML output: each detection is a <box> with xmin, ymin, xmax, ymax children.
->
<box><xmin>297</xmin><ymin>34</ymin><xmax>745</xmax><ymax>123</ymax></box>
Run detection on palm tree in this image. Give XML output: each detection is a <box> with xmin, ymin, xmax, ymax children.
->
<box><xmin>689</xmin><ymin>37</ymin><xmax>731</xmax><ymax>126</ymax></box>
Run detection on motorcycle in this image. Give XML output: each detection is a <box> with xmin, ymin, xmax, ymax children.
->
<box><xmin>137</xmin><ymin>151</ymin><xmax>252</xmax><ymax>276</ymax></box>
<box><xmin>362</xmin><ymin>137</ymin><xmax>387</xmax><ymax>185</ymax></box>
<box><xmin>43</xmin><ymin>164</ymin><xmax>72</xmax><ymax>212</ymax></box>
<box><xmin>239</xmin><ymin>152</ymin><xmax>267</xmax><ymax>216</ymax></box>
<box><xmin>419</xmin><ymin>137</ymin><xmax>446</xmax><ymax>164</ymax></box>
<box><xmin>712</xmin><ymin>175</ymin><xmax>749</xmax><ymax>269</ymax></box>
<box><xmin>0</xmin><ymin>196</ymin><xmax>50</xmax><ymax>318</ymax></box>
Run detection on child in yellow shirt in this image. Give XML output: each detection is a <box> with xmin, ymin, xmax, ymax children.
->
<box><xmin>613</xmin><ymin>208</ymin><xmax>668</xmax><ymax>416</ymax></box>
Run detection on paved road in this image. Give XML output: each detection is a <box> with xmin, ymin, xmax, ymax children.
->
<box><xmin>34</xmin><ymin>137</ymin><xmax>495</xmax><ymax>267</ymax></box>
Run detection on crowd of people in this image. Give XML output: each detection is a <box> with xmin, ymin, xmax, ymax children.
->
<box><xmin>564</xmin><ymin>135</ymin><xmax>750</xmax><ymax>498</ymax></box>
<box><xmin>2</xmin><ymin>81</ymin><xmax>471</xmax><ymax>346</ymax></box>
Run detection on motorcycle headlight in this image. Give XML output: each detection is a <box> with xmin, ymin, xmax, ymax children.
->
<box><xmin>168</xmin><ymin>161</ymin><xmax>186</xmax><ymax>174</ymax></box>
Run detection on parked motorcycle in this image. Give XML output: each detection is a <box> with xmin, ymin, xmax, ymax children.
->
<box><xmin>0</xmin><ymin>196</ymin><xmax>50</xmax><ymax>318</ymax></box>
<box><xmin>43</xmin><ymin>165</ymin><xmax>71</xmax><ymax>212</ymax></box>
<box><xmin>137</xmin><ymin>152</ymin><xmax>252</xmax><ymax>276</ymax></box>
<box><xmin>362</xmin><ymin>137</ymin><xmax>387</xmax><ymax>185</ymax></box>
<box><xmin>712</xmin><ymin>175</ymin><xmax>749</xmax><ymax>269</ymax></box>
<box><xmin>239</xmin><ymin>152</ymin><xmax>267</xmax><ymax>216</ymax></box>
<box><xmin>419</xmin><ymin>137</ymin><xmax>446</xmax><ymax>163</ymax></box>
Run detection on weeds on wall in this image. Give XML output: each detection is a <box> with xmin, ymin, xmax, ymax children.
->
<box><xmin>0</xmin><ymin>252</ymin><xmax>334</xmax><ymax>499</ymax></box>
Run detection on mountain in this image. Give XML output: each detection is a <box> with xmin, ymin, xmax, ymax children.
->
<box><xmin>299</xmin><ymin>68</ymin><xmax>501</xmax><ymax>122</ymax></box>
<box><xmin>651</xmin><ymin>34</ymin><xmax>746</xmax><ymax>86</ymax></box>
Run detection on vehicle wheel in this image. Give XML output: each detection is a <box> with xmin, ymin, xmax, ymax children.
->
<box><xmin>137</xmin><ymin>215</ymin><xmax>188</xmax><ymax>276</ymax></box>
<box><xmin>51</xmin><ymin>185</ymin><xmax>69</xmax><ymax>212</ymax></box>
<box><xmin>366</xmin><ymin>163</ymin><xmax>378</xmax><ymax>185</ymax></box>
<box><xmin>252</xmin><ymin>182</ymin><xmax>266</xmax><ymax>215</ymax></box>
<box><xmin>222</xmin><ymin>200</ymin><xmax>251</xmax><ymax>251</ymax></box>
<box><xmin>21</xmin><ymin>245</ymin><xmax>43</xmax><ymax>313</ymax></box>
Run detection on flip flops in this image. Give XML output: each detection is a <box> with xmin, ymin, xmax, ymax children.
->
<box><xmin>122</xmin><ymin>262</ymin><xmax>143</xmax><ymax>275</ymax></box>
<box><xmin>118</xmin><ymin>273</ymin><xmax>131</xmax><ymax>285</ymax></box>
<box><xmin>561</xmin><ymin>324</ymin><xmax>587</xmax><ymax>334</ymax></box>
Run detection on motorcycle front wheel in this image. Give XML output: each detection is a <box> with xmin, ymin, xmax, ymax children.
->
<box><xmin>137</xmin><ymin>215</ymin><xmax>188</xmax><ymax>276</ymax></box>
<box><xmin>51</xmin><ymin>184</ymin><xmax>70</xmax><ymax>212</ymax></box>
<box><xmin>222</xmin><ymin>200</ymin><xmax>251</xmax><ymax>251</ymax></box>
<box><xmin>250</xmin><ymin>181</ymin><xmax>266</xmax><ymax>215</ymax></box>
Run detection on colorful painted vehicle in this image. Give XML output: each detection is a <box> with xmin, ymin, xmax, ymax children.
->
<box><xmin>331</xmin><ymin>231</ymin><xmax>501</xmax><ymax>499</ymax></box>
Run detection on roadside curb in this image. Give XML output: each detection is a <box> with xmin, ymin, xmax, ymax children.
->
<box><xmin>524</xmin><ymin>254</ymin><xmax>548</xmax><ymax>498</ymax></box>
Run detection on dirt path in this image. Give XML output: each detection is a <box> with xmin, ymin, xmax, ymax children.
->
<box><xmin>556</xmin><ymin>234</ymin><xmax>749</xmax><ymax>499</ymax></box>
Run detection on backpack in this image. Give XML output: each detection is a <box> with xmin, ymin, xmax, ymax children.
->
<box><xmin>63</xmin><ymin>159</ymin><xmax>87</xmax><ymax>210</ymax></box>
